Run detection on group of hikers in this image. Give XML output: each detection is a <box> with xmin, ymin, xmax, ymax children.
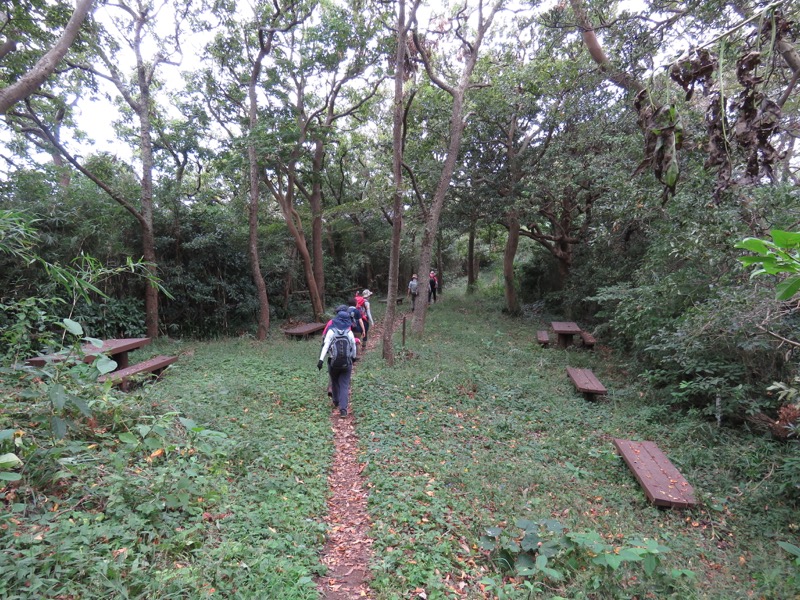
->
<box><xmin>316</xmin><ymin>271</ymin><xmax>440</xmax><ymax>418</ymax></box>
<box><xmin>406</xmin><ymin>270</ymin><xmax>439</xmax><ymax>312</ymax></box>
<box><xmin>317</xmin><ymin>289</ymin><xmax>374</xmax><ymax>418</ymax></box>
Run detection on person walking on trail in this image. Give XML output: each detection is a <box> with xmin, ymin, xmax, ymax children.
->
<box><xmin>348</xmin><ymin>297</ymin><xmax>367</xmax><ymax>353</ymax></box>
<box><xmin>318</xmin><ymin>309</ymin><xmax>357</xmax><ymax>418</ymax></box>
<box><xmin>358</xmin><ymin>289</ymin><xmax>375</xmax><ymax>343</ymax></box>
<box><xmin>322</xmin><ymin>305</ymin><xmax>359</xmax><ymax>399</ymax></box>
<box><xmin>407</xmin><ymin>274</ymin><xmax>419</xmax><ymax>311</ymax></box>
<box><xmin>428</xmin><ymin>270</ymin><xmax>439</xmax><ymax>305</ymax></box>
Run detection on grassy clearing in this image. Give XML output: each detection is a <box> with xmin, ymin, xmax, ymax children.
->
<box><xmin>2</xmin><ymin>284</ymin><xmax>799</xmax><ymax>599</ymax></box>
<box><xmin>360</xmin><ymin>287</ymin><xmax>800</xmax><ymax>599</ymax></box>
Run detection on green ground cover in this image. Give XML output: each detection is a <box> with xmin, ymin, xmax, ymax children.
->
<box><xmin>1</xmin><ymin>283</ymin><xmax>799</xmax><ymax>598</ymax></box>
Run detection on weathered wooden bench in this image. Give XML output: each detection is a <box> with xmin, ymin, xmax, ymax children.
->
<box><xmin>537</xmin><ymin>330</ymin><xmax>550</xmax><ymax>347</ymax></box>
<box><xmin>98</xmin><ymin>355</ymin><xmax>178</xmax><ymax>390</ymax></box>
<box><xmin>566</xmin><ymin>366</ymin><xmax>607</xmax><ymax>400</ymax></box>
<box><xmin>579</xmin><ymin>330</ymin><xmax>596</xmax><ymax>349</ymax></box>
<box><xmin>284</xmin><ymin>322</ymin><xmax>325</xmax><ymax>339</ymax></box>
<box><xmin>613</xmin><ymin>439</ymin><xmax>697</xmax><ymax>508</ymax></box>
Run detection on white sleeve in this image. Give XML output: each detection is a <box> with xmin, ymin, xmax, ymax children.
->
<box><xmin>319</xmin><ymin>330</ymin><xmax>334</xmax><ymax>361</ymax></box>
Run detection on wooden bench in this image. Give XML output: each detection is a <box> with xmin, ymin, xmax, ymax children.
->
<box><xmin>537</xmin><ymin>330</ymin><xmax>550</xmax><ymax>347</ymax></box>
<box><xmin>613</xmin><ymin>439</ymin><xmax>697</xmax><ymax>508</ymax></box>
<box><xmin>283</xmin><ymin>322</ymin><xmax>325</xmax><ymax>339</ymax></box>
<box><xmin>566</xmin><ymin>366</ymin><xmax>607</xmax><ymax>400</ymax></box>
<box><xmin>579</xmin><ymin>330</ymin><xmax>596</xmax><ymax>349</ymax></box>
<box><xmin>98</xmin><ymin>355</ymin><xmax>178</xmax><ymax>390</ymax></box>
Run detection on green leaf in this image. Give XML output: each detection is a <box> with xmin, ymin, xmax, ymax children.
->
<box><xmin>51</xmin><ymin>416</ymin><xmax>67</xmax><ymax>439</ymax></box>
<box><xmin>63</xmin><ymin>318</ymin><xmax>83</xmax><ymax>336</ymax></box>
<box><xmin>69</xmin><ymin>396</ymin><xmax>92</xmax><ymax>417</ymax></box>
<box><xmin>0</xmin><ymin>472</ymin><xmax>22</xmax><ymax>481</ymax></box>
<box><xmin>179</xmin><ymin>417</ymin><xmax>198</xmax><ymax>430</ymax></box>
<box><xmin>485</xmin><ymin>526</ymin><xmax>503</xmax><ymax>537</ymax></box>
<box><xmin>85</xmin><ymin>337</ymin><xmax>105</xmax><ymax>348</ymax></box>
<box><xmin>643</xmin><ymin>553</ymin><xmax>657</xmax><ymax>576</ymax></box>
<box><xmin>479</xmin><ymin>536</ymin><xmax>496</xmax><ymax>551</ymax></box>
<box><xmin>49</xmin><ymin>384</ymin><xmax>68</xmax><ymax>411</ymax></box>
<box><xmin>521</xmin><ymin>531</ymin><xmax>540</xmax><ymax>551</ymax></box>
<box><xmin>118</xmin><ymin>432</ymin><xmax>139</xmax><ymax>444</ymax></box>
<box><xmin>515</xmin><ymin>518</ymin><xmax>537</xmax><ymax>531</ymax></box>
<box><xmin>593</xmin><ymin>553</ymin><xmax>624</xmax><ymax>570</ymax></box>
<box><xmin>0</xmin><ymin>453</ymin><xmax>23</xmax><ymax>470</ymax></box>
<box><xmin>735</xmin><ymin>238</ymin><xmax>773</xmax><ymax>253</ymax></box>
<box><xmin>775</xmin><ymin>276</ymin><xmax>800</xmax><ymax>301</ymax></box>
<box><xmin>618</xmin><ymin>548</ymin><xmax>644</xmax><ymax>562</ymax></box>
<box><xmin>95</xmin><ymin>355</ymin><xmax>117</xmax><ymax>374</ymax></box>
<box><xmin>515</xmin><ymin>553</ymin><xmax>535</xmax><ymax>572</ymax></box>
<box><xmin>777</xmin><ymin>541</ymin><xmax>800</xmax><ymax>558</ymax></box>
<box><xmin>771</xmin><ymin>230</ymin><xmax>800</xmax><ymax>248</ymax></box>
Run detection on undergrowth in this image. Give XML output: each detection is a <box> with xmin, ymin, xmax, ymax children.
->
<box><xmin>2</xmin><ymin>286</ymin><xmax>799</xmax><ymax>599</ymax></box>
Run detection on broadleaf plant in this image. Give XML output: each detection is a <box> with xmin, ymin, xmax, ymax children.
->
<box><xmin>736</xmin><ymin>230</ymin><xmax>800</xmax><ymax>300</ymax></box>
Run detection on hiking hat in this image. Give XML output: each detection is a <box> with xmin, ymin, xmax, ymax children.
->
<box><xmin>412</xmin><ymin>274</ymin><xmax>417</xmax><ymax>278</ymax></box>
<box><xmin>361</xmin><ymin>289</ymin><xmax>373</xmax><ymax>298</ymax></box>
<box><xmin>333</xmin><ymin>311</ymin><xmax>351</xmax><ymax>330</ymax></box>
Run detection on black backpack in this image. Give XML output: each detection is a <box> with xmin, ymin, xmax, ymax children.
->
<box><xmin>328</xmin><ymin>328</ymin><xmax>351</xmax><ymax>369</ymax></box>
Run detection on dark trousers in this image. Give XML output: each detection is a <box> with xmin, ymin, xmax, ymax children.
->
<box><xmin>329</xmin><ymin>365</ymin><xmax>352</xmax><ymax>412</ymax></box>
<box><xmin>428</xmin><ymin>285</ymin><xmax>437</xmax><ymax>303</ymax></box>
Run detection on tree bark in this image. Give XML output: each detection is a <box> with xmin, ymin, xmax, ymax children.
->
<box><xmin>247</xmin><ymin>40</ymin><xmax>272</xmax><ymax>340</ymax></box>
<box><xmin>0</xmin><ymin>0</ymin><xmax>95</xmax><ymax>115</ymax></box>
<box><xmin>382</xmin><ymin>0</ymin><xmax>413</xmax><ymax>364</ymax></box>
<box><xmin>503</xmin><ymin>212</ymin><xmax>521</xmax><ymax>315</ymax></box>
<box><xmin>310</xmin><ymin>138</ymin><xmax>326</xmax><ymax>307</ymax></box>
<box><xmin>467</xmin><ymin>219</ymin><xmax>477</xmax><ymax>293</ymax></box>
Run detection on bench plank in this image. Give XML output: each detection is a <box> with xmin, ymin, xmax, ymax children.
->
<box><xmin>566</xmin><ymin>366</ymin><xmax>606</xmax><ymax>400</ymax></box>
<box><xmin>537</xmin><ymin>330</ymin><xmax>550</xmax><ymax>347</ymax></box>
<box><xmin>613</xmin><ymin>439</ymin><xmax>696</xmax><ymax>508</ymax></box>
<box><xmin>284</xmin><ymin>323</ymin><xmax>325</xmax><ymax>339</ymax></box>
<box><xmin>579</xmin><ymin>330</ymin><xmax>596</xmax><ymax>349</ymax></box>
<box><xmin>99</xmin><ymin>355</ymin><xmax>178</xmax><ymax>387</ymax></box>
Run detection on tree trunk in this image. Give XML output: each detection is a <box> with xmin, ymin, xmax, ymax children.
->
<box><xmin>310</xmin><ymin>137</ymin><xmax>326</xmax><ymax>307</ymax></box>
<box><xmin>247</xmin><ymin>56</ymin><xmax>271</xmax><ymax>339</ymax></box>
<box><xmin>503</xmin><ymin>213</ymin><xmax>521</xmax><ymax>315</ymax></box>
<box><xmin>411</xmin><ymin>90</ymin><xmax>468</xmax><ymax>335</ymax></box>
<box><xmin>270</xmin><ymin>166</ymin><xmax>324</xmax><ymax>321</ymax></box>
<box><xmin>467</xmin><ymin>219</ymin><xmax>477</xmax><ymax>293</ymax></box>
<box><xmin>0</xmin><ymin>0</ymin><xmax>94</xmax><ymax>114</ymax></box>
<box><xmin>382</xmin><ymin>0</ymin><xmax>412</xmax><ymax>365</ymax></box>
<box><xmin>136</xmin><ymin>38</ymin><xmax>159</xmax><ymax>339</ymax></box>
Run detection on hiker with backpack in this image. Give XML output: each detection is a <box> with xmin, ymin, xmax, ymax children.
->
<box><xmin>348</xmin><ymin>298</ymin><xmax>366</xmax><ymax>353</ymax></box>
<box><xmin>428</xmin><ymin>270</ymin><xmax>439</xmax><ymax>304</ymax></box>
<box><xmin>407</xmin><ymin>274</ymin><xmax>419</xmax><ymax>312</ymax></box>
<box><xmin>318</xmin><ymin>309</ymin><xmax>358</xmax><ymax>418</ymax></box>
<box><xmin>358</xmin><ymin>289</ymin><xmax>375</xmax><ymax>343</ymax></box>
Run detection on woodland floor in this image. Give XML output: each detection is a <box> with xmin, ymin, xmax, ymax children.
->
<box><xmin>316</xmin><ymin>325</ymin><xmax>384</xmax><ymax>599</ymax></box>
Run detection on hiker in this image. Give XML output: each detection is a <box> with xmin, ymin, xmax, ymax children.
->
<box><xmin>322</xmin><ymin>305</ymin><xmax>359</xmax><ymax>399</ymax></box>
<box><xmin>358</xmin><ymin>289</ymin><xmax>375</xmax><ymax>343</ymax></box>
<box><xmin>318</xmin><ymin>309</ymin><xmax>357</xmax><ymax>418</ymax></box>
<box><xmin>348</xmin><ymin>297</ymin><xmax>367</xmax><ymax>353</ymax></box>
<box><xmin>428</xmin><ymin>270</ymin><xmax>439</xmax><ymax>304</ymax></box>
<box><xmin>407</xmin><ymin>274</ymin><xmax>419</xmax><ymax>311</ymax></box>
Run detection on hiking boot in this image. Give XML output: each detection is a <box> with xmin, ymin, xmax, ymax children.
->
<box><xmin>339</xmin><ymin>408</ymin><xmax>347</xmax><ymax>418</ymax></box>
<box><xmin>332</xmin><ymin>398</ymin><xmax>339</xmax><ymax>408</ymax></box>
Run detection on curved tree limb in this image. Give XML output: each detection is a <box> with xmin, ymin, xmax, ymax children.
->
<box><xmin>0</xmin><ymin>0</ymin><xmax>95</xmax><ymax>115</ymax></box>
